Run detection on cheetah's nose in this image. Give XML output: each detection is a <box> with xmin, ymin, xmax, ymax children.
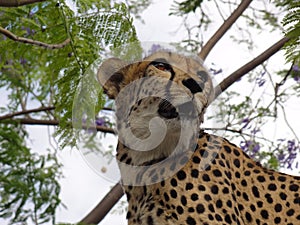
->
<box><xmin>158</xmin><ymin>100</ymin><xmax>178</xmax><ymax>119</ymax></box>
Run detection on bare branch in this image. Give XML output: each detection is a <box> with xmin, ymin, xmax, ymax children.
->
<box><xmin>214</xmin><ymin>37</ymin><xmax>290</xmax><ymax>99</ymax></box>
<box><xmin>80</xmin><ymin>182</ymin><xmax>124</xmax><ymax>225</ymax></box>
<box><xmin>0</xmin><ymin>26</ymin><xmax>70</xmax><ymax>49</ymax></box>
<box><xmin>0</xmin><ymin>0</ymin><xmax>46</xmax><ymax>7</ymax></box>
<box><xmin>0</xmin><ymin>106</ymin><xmax>55</xmax><ymax>120</ymax></box>
<box><xmin>198</xmin><ymin>0</ymin><xmax>253</xmax><ymax>60</ymax></box>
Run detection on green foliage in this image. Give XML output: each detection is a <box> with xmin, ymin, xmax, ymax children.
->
<box><xmin>0</xmin><ymin>123</ymin><xmax>61</xmax><ymax>224</ymax></box>
<box><xmin>280</xmin><ymin>0</ymin><xmax>300</xmax><ymax>63</ymax></box>
<box><xmin>55</xmin><ymin>2</ymin><xmax>139</xmax><ymax>149</ymax></box>
<box><xmin>0</xmin><ymin>0</ymin><xmax>139</xmax><ymax>224</ymax></box>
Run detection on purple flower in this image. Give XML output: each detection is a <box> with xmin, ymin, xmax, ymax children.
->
<box><xmin>292</xmin><ymin>65</ymin><xmax>299</xmax><ymax>72</ymax></box>
<box><xmin>20</xmin><ymin>58</ymin><xmax>27</xmax><ymax>65</ymax></box>
<box><xmin>95</xmin><ymin>117</ymin><xmax>106</xmax><ymax>126</ymax></box>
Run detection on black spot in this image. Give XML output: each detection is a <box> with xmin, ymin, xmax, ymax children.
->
<box><xmin>215</xmin><ymin>214</ymin><xmax>223</xmax><ymax>221</ymax></box>
<box><xmin>170</xmin><ymin>189</ymin><xmax>177</xmax><ymax>198</ymax></box>
<box><xmin>260</xmin><ymin>210</ymin><xmax>269</xmax><ymax>219</ymax></box>
<box><xmin>147</xmin><ymin>216</ymin><xmax>154</xmax><ymax>225</ymax></box>
<box><xmin>245</xmin><ymin>212</ymin><xmax>252</xmax><ymax>222</ymax></box>
<box><xmin>247</xmin><ymin>163</ymin><xmax>254</xmax><ymax>168</ymax></box>
<box><xmin>233</xmin><ymin>149</ymin><xmax>240</xmax><ymax>156</ymax></box>
<box><xmin>120</xmin><ymin>153</ymin><xmax>128</xmax><ymax>162</ymax></box>
<box><xmin>257</xmin><ymin>176</ymin><xmax>266</xmax><ymax>182</ymax></box>
<box><xmin>191</xmin><ymin>193</ymin><xmax>199</xmax><ymax>201</ymax></box>
<box><xmin>148</xmin><ymin>203</ymin><xmax>155</xmax><ymax>211</ymax></box>
<box><xmin>234</xmin><ymin>159</ymin><xmax>240</xmax><ymax>168</ymax></box>
<box><xmin>213</xmin><ymin>169</ymin><xmax>222</xmax><ymax>177</ymax></box>
<box><xmin>188</xmin><ymin>207</ymin><xmax>195</xmax><ymax>212</ymax></box>
<box><xmin>250</xmin><ymin>204</ymin><xmax>256</xmax><ymax>212</ymax></box>
<box><xmin>156</xmin><ymin>208</ymin><xmax>163</xmax><ymax>216</ymax></box>
<box><xmin>252</xmin><ymin>186</ymin><xmax>260</xmax><ymax>198</ymax></box>
<box><xmin>238</xmin><ymin>204</ymin><xmax>244</xmax><ymax>211</ymax></box>
<box><xmin>163</xmin><ymin>192</ymin><xmax>169</xmax><ymax>201</ymax></box>
<box><xmin>265</xmin><ymin>193</ymin><xmax>273</xmax><ymax>203</ymax></box>
<box><xmin>186</xmin><ymin>183</ymin><xmax>194</xmax><ymax>190</ymax></box>
<box><xmin>202</xmin><ymin>174</ymin><xmax>210</xmax><ymax>181</ymax></box>
<box><xmin>287</xmin><ymin>209</ymin><xmax>295</xmax><ymax>216</ymax></box>
<box><xmin>280</xmin><ymin>192</ymin><xmax>287</xmax><ymax>200</ymax></box>
<box><xmin>186</xmin><ymin>216</ymin><xmax>196</xmax><ymax>225</ymax></box>
<box><xmin>182</xmin><ymin>78</ymin><xmax>203</xmax><ymax>94</ymax></box>
<box><xmin>170</xmin><ymin>178</ymin><xmax>177</xmax><ymax>187</ymax></box>
<box><xmin>225</xmin><ymin>214</ymin><xmax>232</xmax><ymax>223</ymax></box>
<box><xmin>244</xmin><ymin>171</ymin><xmax>251</xmax><ymax>176</ymax></box>
<box><xmin>289</xmin><ymin>184</ymin><xmax>299</xmax><ymax>192</ymax></box>
<box><xmin>126</xmin><ymin>211</ymin><xmax>131</xmax><ymax>219</ymax></box>
<box><xmin>204</xmin><ymin>194</ymin><xmax>212</xmax><ymax>201</ymax></box>
<box><xmin>211</xmin><ymin>185</ymin><xmax>219</xmax><ymax>194</ymax></box>
<box><xmin>191</xmin><ymin>169</ymin><xmax>199</xmax><ymax>178</ymax></box>
<box><xmin>222</xmin><ymin>187</ymin><xmax>229</xmax><ymax>194</ymax></box>
<box><xmin>171</xmin><ymin>212</ymin><xmax>178</xmax><ymax>220</ymax></box>
<box><xmin>196</xmin><ymin>203</ymin><xmax>205</xmax><ymax>213</ymax></box>
<box><xmin>224</xmin><ymin>145</ymin><xmax>232</xmax><ymax>153</ymax></box>
<box><xmin>274</xmin><ymin>203</ymin><xmax>282</xmax><ymax>212</ymax></box>
<box><xmin>274</xmin><ymin>217</ymin><xmax>281</xmax><ymax>224</ymax></box>
<box><xmin>241</xmin><ymin>179</ymin><xmax>247</xmax><ymax>187</ymax></box>
<box><xmin>192</xmin><ymin>156</ymin><xmax>200</xmax><ymax>163</ymax></box>
<box><xmin>177</xmin><ymin>170</ymin><xmax>187</xmax><ymax>180</ymax></box>
<box><xmin>198</xmin><ymin>185</ymin><xmax>205</xmax><ymax>191</ymax></box>
<box><xmin>176</xmin><ymin>206</ymin><xmax>184</xmax><ymax>214</ymax></box>
<box><xmin>235</xmin><ymin>171</ymin><xmax>241</xmax><ymax>178</ymax></box>
<box><xmin>181</xmin><ymin>196</ymin><xmax>187</xmax><ymax>206</ymax></box>
<box><xmin>268</xmin><ymin>183</ymin><xmax>277</xmax><ymax>191</ymax></box>
<box><xmin>278</xmin><ymin>176</ymin><xmax>286</xmax><ymax>182</ymax></box>
<box><xmin>226</xmin><ymin>200</ymin><xmax>232</xmax><ymax>207</ymax></box>
<box><xmin>212</xmin><ymin>199</ymin><xmax>221</xmax><ymax>210</ymax></box>
<box><xmin>257</xmin><ymin>201</ymin><xmax>263</xmax><ymax>208</ymax></box>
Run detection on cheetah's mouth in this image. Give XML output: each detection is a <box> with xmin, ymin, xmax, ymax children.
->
<box><xmin>158</xmin><ymin>100</ymin><xmax>178</xmax><ymax>119</ymax></box>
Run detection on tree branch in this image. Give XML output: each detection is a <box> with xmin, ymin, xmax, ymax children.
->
<box><xmin>198</xmin><ymin>0</ymin><xmax>253</xmax><ymax>60</ymax></box>
<box><xmin>0</xmin><ymin>0</ymin><xmax>46</xmax><ymax>7</ymax></box>
<box><xmin>80</xmin><ymin>182</ymin><xmax>124</xmax><ymax>225</ymax></box>
<box><xmin>0</xmin><ymin>106</ymin><xmax>55</xmax><ymax>120</ymax></box>
<box><xmin>0</xmin><ymin>118</ymin><xmax>116</xmax><ymax>134</ymax></box>
<box><xmin>214</xmin><ymin>37</ymin><xmax>290</xmax><ymax>99</ymax></box>
<box><xmin>0</xmin><ymin>26</ymin><xmax>70</xmax><ymax>49</ymax></box>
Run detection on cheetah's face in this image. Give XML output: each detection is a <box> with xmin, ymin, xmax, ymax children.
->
<box><xmin>98</xmin><ymin>51</ymin><xmax>214</xmax><ymax>163</ymax></box>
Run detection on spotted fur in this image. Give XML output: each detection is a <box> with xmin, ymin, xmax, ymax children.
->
<box><xmin>98</xmin><ymin>51</ymin><xmax>300</xmax><ymax>225</ymax></box>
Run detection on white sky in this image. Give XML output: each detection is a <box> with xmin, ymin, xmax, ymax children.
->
<box><xmin>1</xmin><ymin>1</ymin><xmax>299</xmax><ymax>225</ymax></box>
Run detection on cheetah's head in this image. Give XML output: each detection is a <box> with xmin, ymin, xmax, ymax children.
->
<box><xmin>98</xmin><ymin>51</ymin><xmax>214</xmax><ymax>164</ymax></box>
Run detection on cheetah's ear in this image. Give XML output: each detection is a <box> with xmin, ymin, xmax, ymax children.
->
<box><xmin>97</xmin><ymin>58</ymin><xmax>127</xmax><ymax>99</ymax></box>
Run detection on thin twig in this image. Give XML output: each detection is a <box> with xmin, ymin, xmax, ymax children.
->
<box><xmin>0</xmin><ymin>0</ymin><xmax>46</xmax><ymax>7</ymax></box>
<box><xmin>198</xmin><ymin>0</ymin><xmax>253</xmax><ymax>60</ymax></box>
<box><xmin>0</xmin><ymin>26</ymin><xmax>70</xmax><ymax>49</ymax></box>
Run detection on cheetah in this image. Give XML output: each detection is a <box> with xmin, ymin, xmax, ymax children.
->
<box><xmin>98</xmin><ymin>51</ymin><xmax>300</xmax><ymax>225</ymax></box>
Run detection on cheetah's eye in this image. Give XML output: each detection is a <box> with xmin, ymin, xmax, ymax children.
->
<box><xmin>151</xmin><ymin>62</ymin><xmax>172</xmax><ymax>72</ymax></box>
<box><xmin>149</xmin><ymin>58</ymin><xmax>173</xmax><ymax>73</ymax></box>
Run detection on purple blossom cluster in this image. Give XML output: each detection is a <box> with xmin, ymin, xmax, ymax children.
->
<box><xmin>240</xmin><ymin>140</ymin><xmax>260</xmax><ymax>158</ymax></box>
<box><xmin>275</xmin><ymin>139</ymin><xmax>299</xmax><ymax>169</ymax></box>
<box><xmin>256</xmin><ymin>71</ymin><xmax>266</xmax><ymax>87</ymax></box>
<box><xmin>292</xmin><ymin>65</ymin><xmax>300</xmax><ymax>83</ymax></box>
